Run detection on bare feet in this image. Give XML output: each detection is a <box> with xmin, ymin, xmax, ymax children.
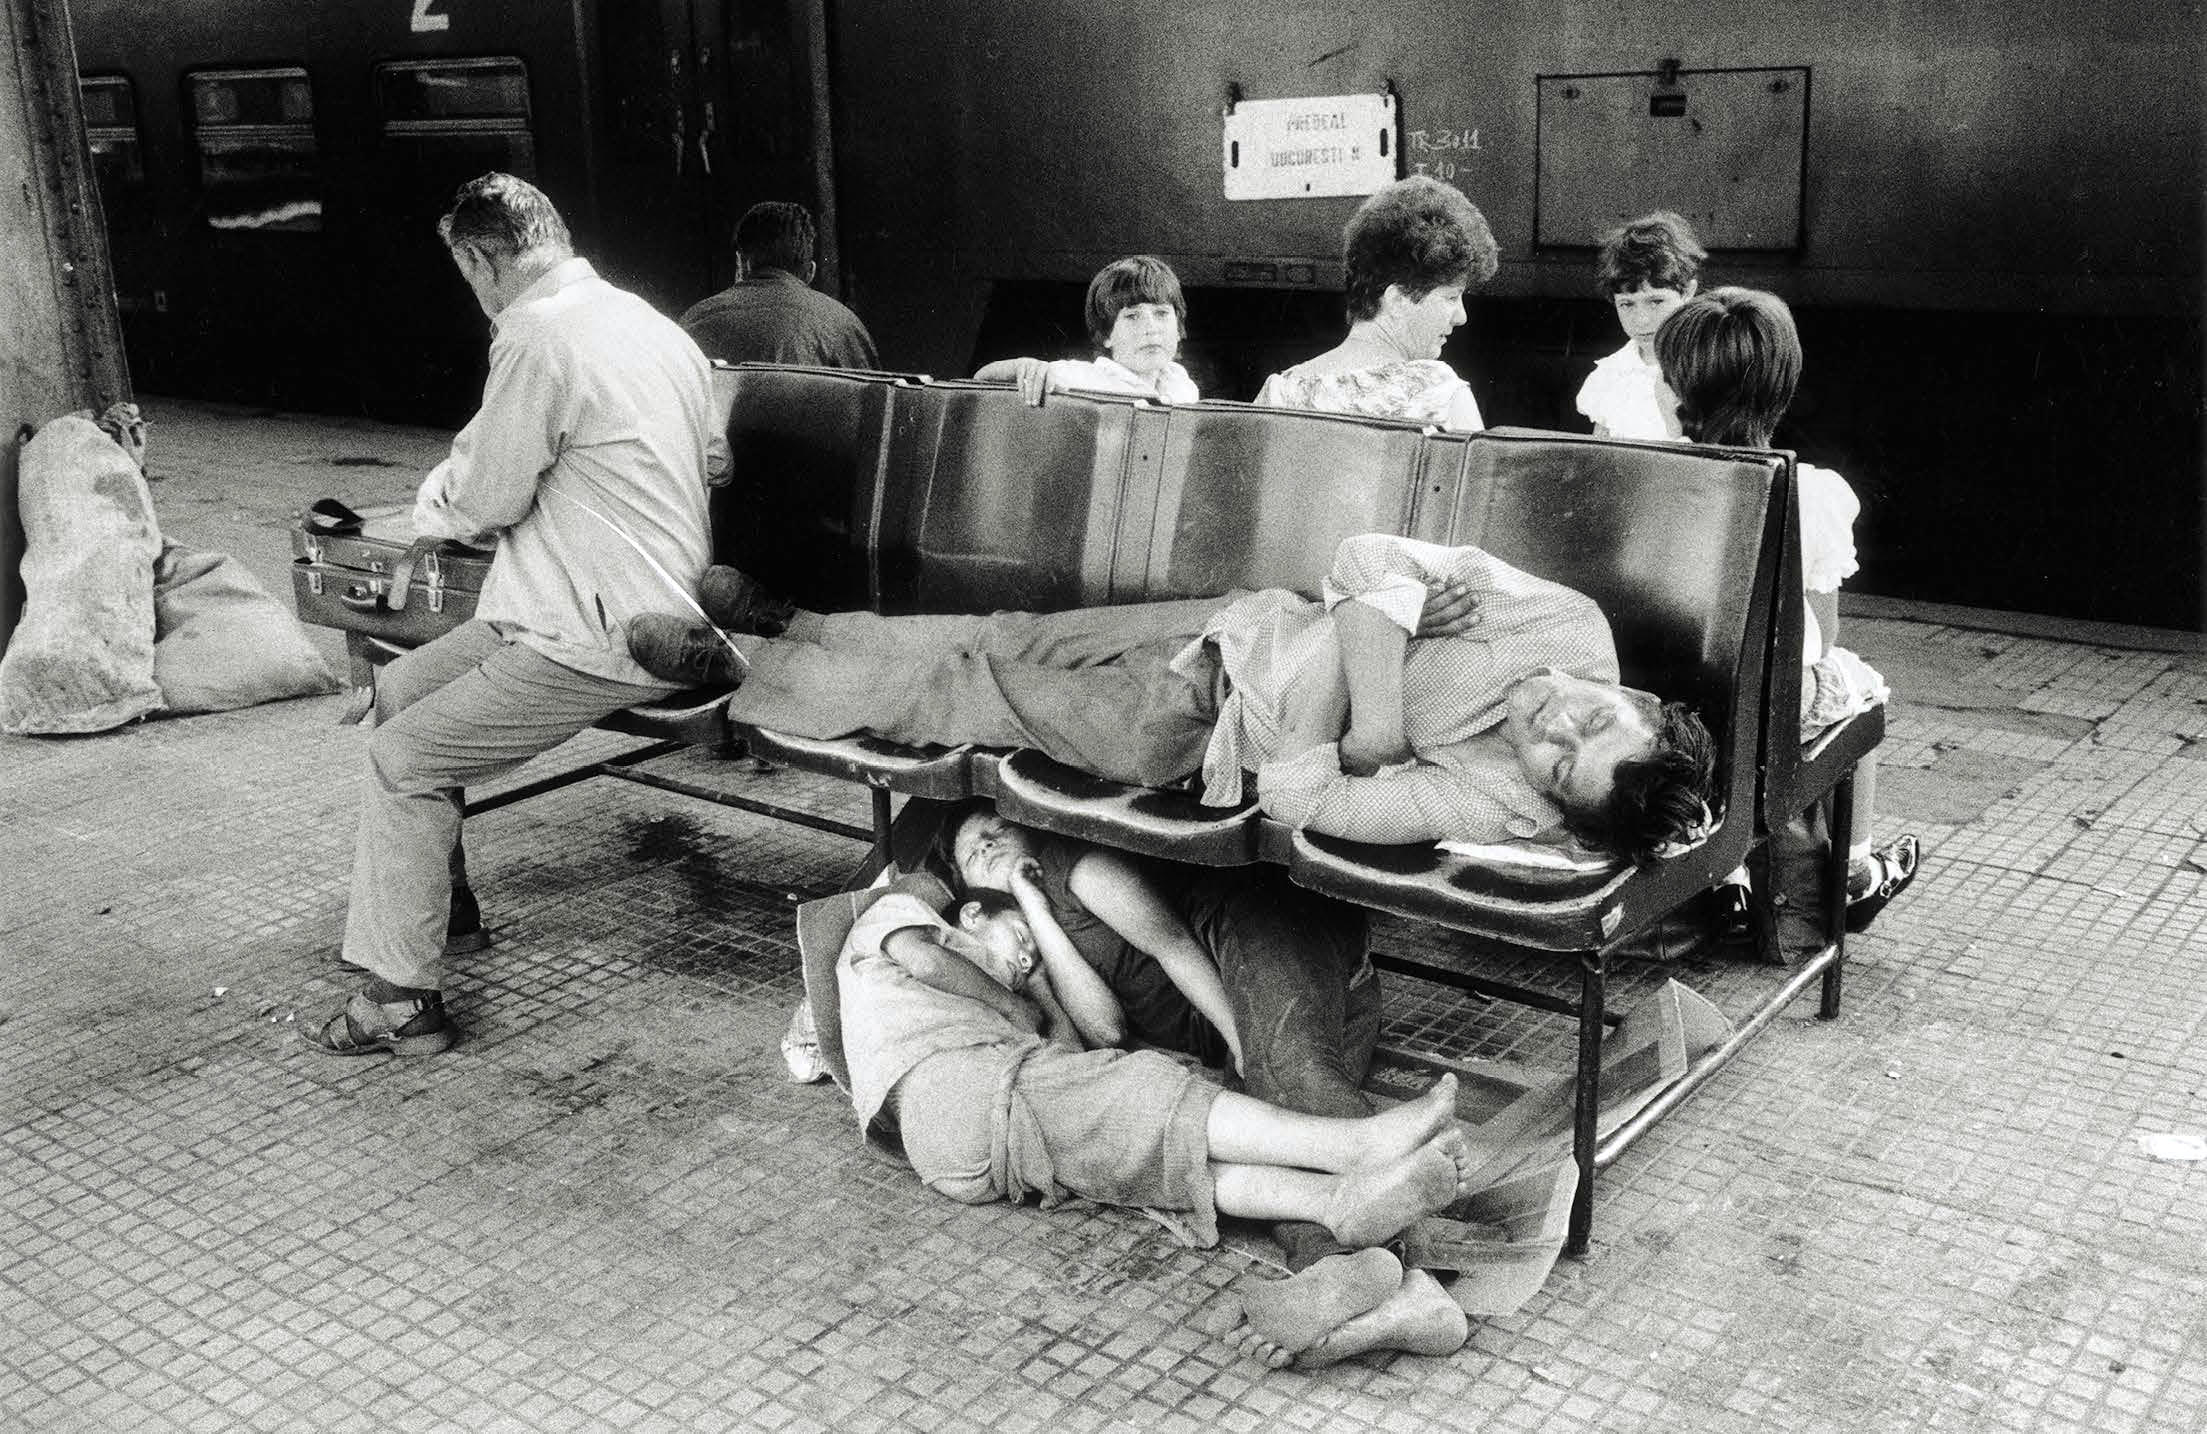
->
<box><xmin>1353</xmin><ymin>1074</ymin><xmax>1460</xmax><ymax>1166</ymax></box>
<box><xmin>1298</xmin><ymin>1269</ymin><xmax>1469</xmax><ymax>1368</ymax></box>
<box><xmin>1322</xmin><ymin>1129</ymin><xmax>1473</xmax><ymax>1248</ymax></box>
<box><xmin>1226</xmin><ymin>1249</ymin><xmax>1402</xmax><ymax>1367</ymax></box>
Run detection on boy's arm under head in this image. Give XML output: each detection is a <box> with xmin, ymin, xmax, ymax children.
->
<box><xmin>877</xmin><ymin>925</ymin><xmax>1045</xmax><ymax>1033</ymax></box>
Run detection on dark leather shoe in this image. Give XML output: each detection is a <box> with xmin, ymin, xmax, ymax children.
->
<box><xmin>1709</xmin><ymin>880</ymin><xmax>1754</xmax><ymax>945</ymax></box>
<box><xmin>1845</xmin><ymin>834</ymin><xmax>1922</xmax><ymax>933</ymax></box>
<box><xmin>627</xmin><ymin>612</ymin><xmax>744</xmax><ymax>686</ymax></box>
<box><xmin>698</xmin><ymin>564</ymin><xmax>794</xmax><ymax>637</ymax></box>
<box><xmin>444</xmin><ymin>883</ymin><xmax>490</xmax><ymax>956</ymax></box>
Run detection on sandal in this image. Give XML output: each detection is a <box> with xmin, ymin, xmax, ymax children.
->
<box><xmin>302</xmin><ymin>991</ymin><xmax>455</xmax><ymax>1057</ymax></box>
<box><xmin>1845</xmin><ymin>834</ymin><xmax>1922</xmax><ymax>933</ymax></box>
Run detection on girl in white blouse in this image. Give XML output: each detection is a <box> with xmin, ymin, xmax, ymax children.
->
<box><xmin>1656</xmin><ymin>287</ymin><xmax>1922</xmax><ymax>931</ymax></box>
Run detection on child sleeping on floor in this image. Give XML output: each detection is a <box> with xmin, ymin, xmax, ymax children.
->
<box><xmin>833</xmin><ymin>882</ymin><xmax>1482</xmax><ymax>1258</ymax></box>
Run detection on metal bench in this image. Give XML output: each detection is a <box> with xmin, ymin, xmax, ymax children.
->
<box><xmin>322</xmin><ymin>362</ymin><xmax>1883</xmax><ymax>1257</ymax></box>
<box><xmin>705</xmin><ymin>367</ymin><xmax>1887</xmax><ymax>1255</ymax></box>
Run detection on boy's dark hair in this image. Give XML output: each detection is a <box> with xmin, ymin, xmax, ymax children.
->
<box><xmin>436</xmin><ymin>172</ymin><xmax>570</xmax><ymax>263</ymax></box>
<box><xmin>954</xmin><ymin>888</ymin><xmax>1021</xmax><ymax>923</ymax></box>
<box><xmin>1595</xmin><ymin>211</ymin><xmax>1706</xmax><ymax>296</ymax></box>
<box><xmin>1085</xmin><ymin>255</ymin><xmax>1187</xmax><ymax>349</ymax></box>
<box><xmin>1342</xmin><ymin>176</ymin><xmax>1499</xmax><ymax>322</ymax></box>
<box><xmin>1559</xmin><ymin>699</ymin><xmax>1719</xmax><ymax>866</ymax></box>
<box><xmin>1654</xmin><ymin>287</ymin><xmax>1801</xmax><ymax>449</ymax></box>
<box><xmin>735</xmin><ymin>201</ymin><xmax>816</xmax><ymax>276</ymax></box>
<box><xmin>929</xmin><ymin>798</ymin><xmax>999</xmax><ymax>892</ymax></box>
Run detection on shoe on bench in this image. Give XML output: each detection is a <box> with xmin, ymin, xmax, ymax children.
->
<box><xmin>698</xmin><ymin>564</ymin><xmax>795</xmax><ymax>637</ymax></box>
<box><xmin>628</xmin><ymin>611</ymin><xmax>744</xmax><ymax>687</ymax></box>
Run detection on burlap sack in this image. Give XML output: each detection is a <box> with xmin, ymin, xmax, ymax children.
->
<box><xmin>0</xmin><ymin>414</ymin><xmax>162</xmax><ymax>734</ymax></box>
<box><xmin>151</xmin><ymin>541</ymin><xmax>338</xmax><ymax>715</ymax></box>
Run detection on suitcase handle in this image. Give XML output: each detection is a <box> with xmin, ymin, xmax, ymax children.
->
<box><xmin>385</xmin><ymin>537</ymin><xmax>449</xmax><ymax>613</ymax></box>
<box><xmin>339</xmin><ymin>581</ymin><xmax>386</xmax><ymax>612</ymax></box>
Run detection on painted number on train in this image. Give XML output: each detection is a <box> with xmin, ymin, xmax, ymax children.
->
<box><xmin>1408</xmin><ymin>128</ymin><xmax>1480</xmax><ymax>182</ymax></box>
<box><xmin>411</xmin><ymin>0</ymin><xmax>450</xmax><ymax>34</ymax></box>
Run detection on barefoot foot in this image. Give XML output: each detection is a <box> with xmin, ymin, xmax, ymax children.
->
<box><xmin>1433</xmin><ymin>1125</ymin><xmax>1489</xmax><ymax>1204</ymax></box>
<box><xmin>1297</xmin><ymin>1269</ymin><xmax>1470</xmax><ymax>1368</ymax></box>
<box><xmin>1323</xmin><ymin>1133</ymin><xmax>1467</xmax><ymax>1248</ymax></box>
<box><xmin>1230</xmin><ymin>1248</ymin><xmax>1401</xmax><ymax>1357</ymax></box>
<box><xmin>1355</xmin><ymin>1074</ymin><xmax>1460</xmax><ymax>1166</ymax></box>
<box><xmin>1224</xmin><ymin>1322</ymin><xmax>1295</xmax><ymax>1369</ymax></box>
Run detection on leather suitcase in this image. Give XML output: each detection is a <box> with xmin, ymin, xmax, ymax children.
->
<box><xmin>289</xmin><ymin>499</ymin><xmax>493</xmax><ymax>648</ymax></box>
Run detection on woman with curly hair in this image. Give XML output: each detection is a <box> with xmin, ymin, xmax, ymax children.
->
<box><xmin>1254</xmin><ymin>176</ymin><xmax>1499</xmax><ymax>431</ymax></box>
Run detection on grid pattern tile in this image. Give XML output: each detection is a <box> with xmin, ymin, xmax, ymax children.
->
<box><xmin>4</xmin><ymin>400</ymin><xmax>2203</xmax><ymax>1434</ymax></box>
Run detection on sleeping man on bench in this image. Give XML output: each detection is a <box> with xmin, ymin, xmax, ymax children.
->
<box><xmin>628</xmin><ymin>533</ymin><xmax>1717</xmax><ymax>865</ymax></box>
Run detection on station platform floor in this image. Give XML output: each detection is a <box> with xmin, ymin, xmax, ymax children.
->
<box><xmin>4</xmin><ymin>398</ymin><xmax>2203</xmax><ymax>1434</ymax></box>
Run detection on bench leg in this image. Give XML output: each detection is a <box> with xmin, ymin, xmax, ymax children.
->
<box><xmin>845</xmin><ymin>787</ymin><xmax>898</xmax><ymax>887</ymax></box>
<box><xmin>1744</xmin><ymin>840</ymin><xmax>1782</xmax><ymax>964</ymax></box>
<box><xmin>1565</xmin><ymin>949</ymin><xmax>1608</xmax><ymax>1259</ymax></box>
<box><xmin>1819</xmin><ymin>776</ymin><xmax>1854</xmax><ymax>1019</ymax></box>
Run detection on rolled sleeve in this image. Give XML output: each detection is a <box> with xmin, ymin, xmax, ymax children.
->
<box><xmin>846</xmin><ymin>892</ymin><xmax>953</xmax><ymax>963</ymax></box>
<box><xmin>1320</xmin><ymin>534</ymin><xmax>1458</xmax><ymax>634</ymax></box>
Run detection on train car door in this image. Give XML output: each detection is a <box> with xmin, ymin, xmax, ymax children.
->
<box><xmin>592</xmin><ymin>0</ymin><xmax>713</xmax><ymax>316</ymax></box>
<box><xmin>594</xmin><ymin>0</ymin><xmax>831</xmax><ymax>318</ymax></box>
<box><xmin>354</xmin><ymin>55</ymin><xmax>544</xmax><ymax>418</ymax></box>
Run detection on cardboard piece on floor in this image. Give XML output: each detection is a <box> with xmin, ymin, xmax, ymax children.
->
<box><xmin>1233</xmin><ymin>978</ymin><xmax>1732</xmax><ymax>1318</ymax></box>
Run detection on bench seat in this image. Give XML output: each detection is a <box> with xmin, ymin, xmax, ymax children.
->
<box><xmin>1284</xmin><ymin>830</ymin><xmax>1630</xmax><ymax>945</ymax></box>
<box><xmin>1284</xmin><ymin>814</ymin><xmax>1751</xmax><ymax>952</ymax></box>
<box><xmin>598</xmin><ymin>686</ymin><xmax>736</xmax><ymax>747</ymax></box>
<box><xmin>736</xmin><ymin>726</ymin><xmax>979</xmax><ymax>800</ymax></box>
<box><xmin>991</xmin><ymin>749</ymin><xmax>1262</xmax><ymax>866</ymax></box>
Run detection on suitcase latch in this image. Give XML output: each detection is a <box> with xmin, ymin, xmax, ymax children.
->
<box><xmin>306</xmin><ymin>567</ymin><xmax>323</xmax><ymax>595</ymax></box>
<box><xmin>304</xmin><ymin>535</ymin><xmax>324</xmax><ymax>564</ymax></box>
<box><xmin>423</xmin><ymin>550</ymin><xmax>445</xmax><ymax>614</ymax></box>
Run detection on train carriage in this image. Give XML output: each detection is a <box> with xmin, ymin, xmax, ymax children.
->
<box><xmin>66</xmin><ymin>0</ymin><xmax>2205</xmax><ymax>630</ymax></box>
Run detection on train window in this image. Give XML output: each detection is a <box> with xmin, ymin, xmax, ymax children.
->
<box><xmin>187</xmin><ymin>67</ymin><xmax>321</xmax><ymax>232</ymax></box>
<box><xmin>376</xmin><ymin>58</ymin><xmax>529</xmax><ymax>122</ymax></box>
<box><xmin>77</xmin><ymin>75</ymin><xmax>144</xmax><ymax>199</ymax></box>
<box><xmin>374</xmin><ymin>58</ymin><xmax>536</xmax><ymax>179</ymax></box>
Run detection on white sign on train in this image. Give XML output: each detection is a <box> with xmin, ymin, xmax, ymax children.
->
<box><xmin>1222</xmin><ymin>93</ymin><xmax>1398</xmax><ymax>200</ymax></box>
<box><xmin>411</xmin><ymin>0</ymin><xmax>450</xmax><ymax>34</ymax></box>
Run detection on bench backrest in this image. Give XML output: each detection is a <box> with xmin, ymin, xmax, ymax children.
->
<box><xmin>1129</xmin><ymin>401</ymin><xmax>1440</xmax><ymax>601</ymax></box>
<box><xmin>711</xmin><ymin>363</ymin><xmax>904</xmax><ymax>614</ymax></box>
<box><xmin>875</xmin><ymin>379</ymin><xmax>1138</xmax><ymax>615</ymax></box>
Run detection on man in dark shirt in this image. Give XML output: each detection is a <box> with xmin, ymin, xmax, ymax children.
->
<box><xmin>679</xmin><ymin>201</ymin><xmax>879</xmax><ymax>369</ymax></box>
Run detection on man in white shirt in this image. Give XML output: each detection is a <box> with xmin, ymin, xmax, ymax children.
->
<box><xmin>306</xmin><ymin>173</ymin><xmax>714</xmax><ymax>1057</ymax></box>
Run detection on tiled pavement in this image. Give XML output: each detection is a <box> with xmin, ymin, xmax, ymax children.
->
<box><xmin>3</xmin><ymin>400</ymin><xmax>2202</xmax><ymax>1433</ymax></box>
